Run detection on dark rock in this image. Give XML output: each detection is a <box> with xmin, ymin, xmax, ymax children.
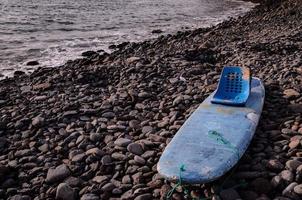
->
<box><xmin>26</xmin><ymin>60</ymin><xmax>39</xmax><ymax>66</ymax></box>
<box><xmin>82</xmin><ymin>51</ymin><xmax>98</xmax><ymax>57</ymax></box>
<box><xmin>134</xmin><ymin>193</ymin><xmax>152</xmax><ymax>200</ymax></box>
<box><xmin>101</xmin><ymin>155</ymin><xmax>112</xmax><ymax>165</ymax></box>
<box><xmin>33</xmin><ymin>82</ymin><xmax>51</xmax><ymax>90</ymax></box>
<box><xmin>56</xmin><ymin>183</ymin><xmax>76</xmax><ymax>200</ymax></box>
<box><xmin>266</xmin><ymin>159</ymin><xmax>284</xmax><ymax>171</ymax></box>
<box><xmin>89</xmin><ymin>132</ymin><xmax>102</xmax><ymax>142</ymax></box>
<box><xmin>114</xmin><ymin>138</ymin><xmax>132</xmax><ymax>147</ymax></box>
<box><xmin>127</xmin><ymin>143</ymin><xmax>143</xmax><ymax>155</ymax></box>
<box><xmin>152</xmin><ymin>29</ymin><xmax>163</xmax><ymax>34</ymax></box>
<box><xmin>282</xmin><ymin>182</ymin><xmax>299</xmax><ymax>199</ymax></box>
<box><xmin>294</xmin><ymin>184</ymin><xmax>302</xmax><ymax>195</ymax></box>
<box><xmin>92</xmin><ymin>176</ymin><xmax>109</xmax><ymax>184</ymax></box>
<box><xmin>15</xmin><ymin>149</ymin><xmax>31</xmax><ymax>157</ymax></box>
<box><xmin>286</xmin><ymin>160</ymin><xmax>302</xmax><ymax>171</ymax></box>
<box><xmin>280</xmin><ymin>170</ymin><xmax>294</xmax><ymax>184</ymax></box>
<box><xmin>64</xmin><ymin>176</ymin><xmax>82</xmax><ymax>187</ymax></box>
<box><xmin>271</xmin><ymin>175</ymin><xmax>284</xmax><ymax>188</ymax></box>
<box><xmin>13</xmin><ymin>70</ymin><xmax>25</xmax><ymax>77</ymax></box>
<box><xmin>32</xmin><ymin>116</ymin><xmax>45</xmax><ymax>127</ymax></box>
<box><xmin>46</xmin><ymin>164</ymin><xmax>71</xmax><ymax>183</ymax></box>
<box><xmin>108</xmin><ymin>44</ymin><xmax>117</xmax><ymax>49</ymax></box>
<box><xmin>101</xmin><ymin>182</ymin><xmax>115</xmax><ymax>192</ymax></box>
<box><xmin>8</xmin><ymin>195</ymin><xmax>31</xmax><ymax>200</ymax></box>
<box><xmin>80</xmin><ymin>193</ymin><xmax>100</xmax><ymax>200</ymax></box>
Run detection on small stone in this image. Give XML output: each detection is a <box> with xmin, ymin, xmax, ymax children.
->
<box><xmin>80</xmin><ymin>193</ymin><xmax>99</xmax><ymax>200</ymax></box>
<box><xmin>160</xmin><ymin>185</ymin><xmax>171</xmax><ymax>197</ymax></box>
<box><xmin>26</xmin><ymin>60</ymin><xmax>39</xmax><ymax>66</ymax></box>
<box><xmin>92</xmin><ymin>176</ymin><xmax>109</xmax><ymax>184</ymax></box>
<box><xmin>132</xmin><ymin>172</ymin><xmax>143</xmax><ymax>184</ymax></box>
<box><xmin>271</xmin><ymin>175</ymin><xmax>283</xmax><ymax>188</ymax></box>
<box><xmin>63</xmin><ymin>110</ymin><xmax>78</xmax><ymax>117</ymax></box>
<box><xmin>286</xmin><ymin>160</ymin><xmax>302</xmax><ymax>171</ymax></box>
<box><xmin>38</xmin><ymin>143</ymin><xmax>49</xmax><ymax>152</ymax></box>
<box><xmin>147</xmin><ymin>179</ymin><xmax>162</xmax><ymax>188</ymax></box>
<box><xmin>134</xmin><ymin>193</ymin><xmax>152</xmax><ymax>200</ymax></box>
<box><xmin>82</xmin><ymin>51</ymin><xmax>98</xmax><ymax>57</ymax></box>
<box><xmin>266</xmin><ymin>159</ymin><xmax>284</xmax><ymax>171</ymax></box>
<box><xmin>65</xmin><ymin>176</ymin><xmax>82</xmax><ymax>187</ymax></box>
<box><xmin>46</xmin><ymin>164</ymin><xmax>71</xmax><ymax>183</ymax></box>
<box><xmin>33</xmin><ymin>83</ymin><xmax>51</xmax><ymax>90</ymax></box>
<box><xmin>89</xmin><ymin>132</ymin><xmax>101</xmax><ymax>142</ymax></box>
<box><xmin>101</xmin><ymin>112</ymin><xmax>115</xmax><ymax>119</ymax></box>
<box><xmin>111</xmin><ymin>152</ymin><xmax>126</xmax><ymax>160</ymax></box>
<box><xmin>134</xmin><ymin>156</ymin><xmax>146</xmax><ymax>165</ymax></box>
<box><xmin>15</xmin><ymin>120</ymin><xmax>25</xmax><ymax>129</ymax></box>
<box><xmin>8</xmin><ymin>195</ymin><xmax>31</xmax><ymax>200</ymax></box>
<box><xmin>152</xmin><ymin>29</ymin><xmax>163</xmax><ymax>34</ymax></box>
<box><xmin>220</xmin><ymin>188</ymin><xmax>241</xmax><ymax>200</ymax></box>
<box><xmin>294</xmin><ymin>184</ymin><xmax>302</xmax><ymax>195</ymax></box>
<box><xmin>85</xmin><ymin>148</ymin><xmax>105</xmax><ymax>156</ymax></box>
<box><xmin>101</xmin><ymin>182</ymin><xmax>115</xmax><ymax>192</ymax></box>
<box><xmin>129</xmin><ymin>120</ymin><xmax>139</xmax><ymax>129</ymax></box>
<box><xmin>280</xmin><ymin>170</ymin><xmax>294</xmax><ymax>184</ymax></box>
<box><xmin>121</xmin><ymin>190</ymin><xmax>133</xmax><ymax>200</ymax></box>
<box><xmin>141</xmin><ymin>150</ymin><xmax>155</xmax><ymax>159</ymax></box>
<box><xmin>72</xmin><ymin>153</ymin><xmax>86</xmax><ymax>162</ymax></box>
<box><xmin>127</xmin><ymin>143</ymin><xmax>143</xmax><ymax>155</ymax></box>
<box><xmin>33</xmin><ymin>95</ymin><xmax>48</xmax><ymax>101</ymax></box>
<box><xmin>142</xmin><ymin>126</ymin><xmax>153</xmax><ymax>134</ymax></box>
<box><xmin>15</xmin><ymin>149</ymin><xmax>31</xmax><ymax>157</ymax></box>
<box><xmin>56</xmin><ymin>183</ymin><xmax>76</xmax><ymax>200</ymax></box>
<box><xmin>101</xmin><ymin>155</ymin><xmax>112</xmax><ymax>165</ymax></box>
<box><xmin>282</xmin><ymin>128</ymin><xmax>294</xmax><ymax>135</ymax></box>
<box><xmin>138</xmin><ymin>92</ymin><xmax>151</xmax><ymax>98</ymax></box>
<box><xmin>173</xmin><ymin>96</ymin><xmax>183</xmax><ymax>106</ymax></box>
<box><xmin>284</xmin><ymin>89</ymin><xmax>300</xmax><ymax>98</ymax></box>
<box><xmin>282</xmin><ymin>182</ymin><xmax>299</xmax><ymax>199</ymax></box>
<box><xmin>14</xmin><ymin>70</ymin><xmax>25</xmax><ymax>76</ymax></box>
<box><xmin>122</xmin><ymin>175</ymin><xmax>131</xmax><ymax>184</ymax></box>
<box><xmin>20</xmin><ymin>86</ymin><xmax>31</xmax><ymax>93</ymax></box>
<box><xmin>289</xmin><ymin>140</ymin><xmax>300</xmax><ymax>149</ymax></box>
<box><xmin>114</xmin><ymin>138</ymin><xmax>132</xmax><ymax>147</ymax></box>
<box><xmin>126</xmin><ymin>57</ymin><xmax>140</xmax><ymax>64</ymax></box>
<box><xmin>112</xmin><ymin>188</ymin><xmax>122</xmax><ymax>195</ymax></box>
<box><xmin>158</xmin><ymin>120</ymin><xmax>169</xmax><ymax>128</ymax></box>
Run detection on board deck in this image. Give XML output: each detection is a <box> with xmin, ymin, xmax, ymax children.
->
<box><xmin>157</xmin><ymin>77</ymin><xmax>265</xmax><ymax>183</ymax></box>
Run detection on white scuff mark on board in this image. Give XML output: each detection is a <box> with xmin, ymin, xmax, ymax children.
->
<box><xmin>246</xmin><ymin>112</ymin><xmax>259</xmax><ymax>124</ymax></box>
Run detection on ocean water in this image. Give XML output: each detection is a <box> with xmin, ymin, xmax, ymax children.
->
<box><xmin>0</xmin><ymin>0</ymin><xmax>255</xmax><ymax>77</ymax></box>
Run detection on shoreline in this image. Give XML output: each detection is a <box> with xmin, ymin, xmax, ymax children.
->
<box><xmin>0</xmin><ymin>1</ymin><xmax>302</xmax><ymax>200</ymax></box>
<box><xmin>0</xmin><ymin>0</ymin><xmax>256</xmax><ymax>79</ymax></box>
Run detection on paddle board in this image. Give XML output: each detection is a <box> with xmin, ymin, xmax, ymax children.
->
<box><xmin>157</xmin><ymin>77</ymin><xmax>265</xmax><ymax>183</ymax></box>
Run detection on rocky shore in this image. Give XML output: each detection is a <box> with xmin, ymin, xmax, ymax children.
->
<box><xmin>0</xmin><ymin>0</ymin><xmax>301</xmax><ymax>199</ymax></box>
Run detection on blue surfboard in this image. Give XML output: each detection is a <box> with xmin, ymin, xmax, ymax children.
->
<box><xmin>157</xmin><ymin>77</ymin><xmax>265</xmax><ymax>184</ymax></box>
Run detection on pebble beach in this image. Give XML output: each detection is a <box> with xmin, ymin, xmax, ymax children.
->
<box><xmin>0</xmin><ymin>0</ymin><xmax>302</xmax><ymax>200</ymax></box>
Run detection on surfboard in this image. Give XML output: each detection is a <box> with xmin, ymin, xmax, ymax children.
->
<box><xmin>157</xmin><ymin>77</ymin><xmax>265</xmax><ymax>184</ymax></box>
